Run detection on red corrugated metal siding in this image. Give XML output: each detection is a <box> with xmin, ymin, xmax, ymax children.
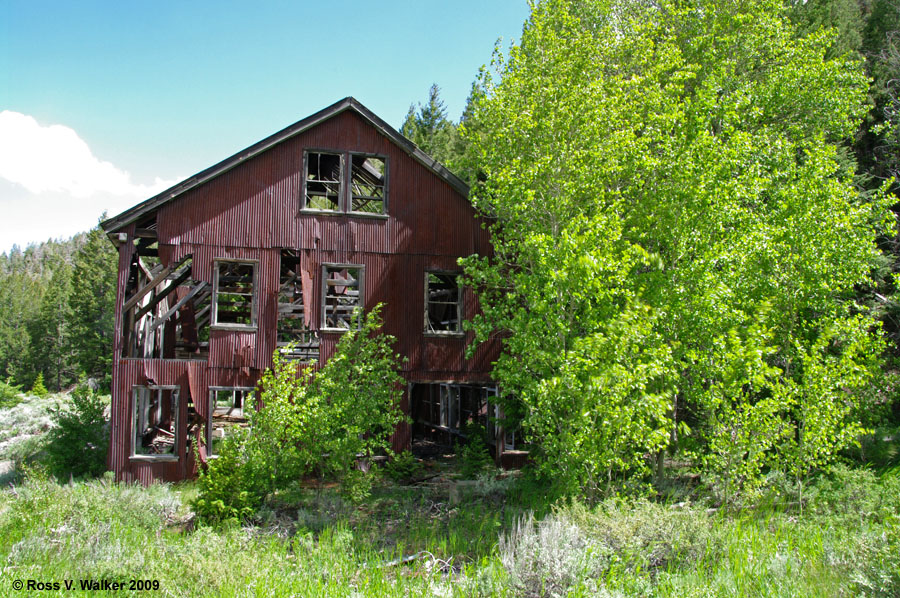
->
<box><xmin>110</xmin><ymin>108</ymin><xmax>501</xmax><ymax>482</ymax></box>
<box><xmin>110</xmin><ymin>359</ymin><xmax>207</xmax><ymax>483</ymax></box>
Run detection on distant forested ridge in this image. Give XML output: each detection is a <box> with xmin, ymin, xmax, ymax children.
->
<box><xmin>0</xmin><ymin>225</ymin><xmax>117</xmax><ymax>392</ymax></box>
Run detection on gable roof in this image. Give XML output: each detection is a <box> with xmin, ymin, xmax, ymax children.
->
<box><xmin>101</xmin><ymin>97</ymin><xmax>469</xmax><ymax>234</ymax></box>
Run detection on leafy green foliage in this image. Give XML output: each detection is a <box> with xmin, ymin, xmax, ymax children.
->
<box><xmin>382</xmin><ymin>450</ymin><xmax>423</xmax><ymax>483</ymax></box>
<box><xmin>192</xmin><ymin>428</ymin><xmax>259</xmax><ymax>524</ymax></box>
<box><xmin>463</xmin><ymin>0</ymin><xmax>890</xmax><ymax>497</ymax></box>
<box><xmin>195</xmin><ymin>305</ymin><xmax>406</xmax><ymax>521</ymax></box>
<box><xmin>44</xmin><ymin>382</ymin><xmax>109</xmax><ymax>479</ymax></box>
<box><xmin>457</xmin><ymin>422</ymin><xmax>494</xmax><ymax>479</ymax></box>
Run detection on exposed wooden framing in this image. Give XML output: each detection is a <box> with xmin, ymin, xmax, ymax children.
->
<box><xmin>124</xmin><ymin>265</ymin><xmax>173</xmax><ymax>312</ymax></box>
<box><xmin>123</xmin><ymin>255</ymin><xmax>190</xmax><ymax>312</ymax></box>
<box><xmin>136</xmin><ymin>257</ymin><xmax>153</xmax><ymax>281</ymax></box>
<box><xmin>134</xmin><ymin>266</ymin><xmax>192</xmax><ymax>320</ymax></box>
<box><xmin>149</xmin><ymin>282</ymin><xmax>209</xmax><ymax>332</ymax></box>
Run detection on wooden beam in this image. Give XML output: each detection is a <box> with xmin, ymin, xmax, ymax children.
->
<box><xmin>149</xmin><ymin>282</ymin><xmax>209</xmax><ymax>332</ymax></box>
<box><xmin>124</xmin><ymin>265</ymin><xmax>173</xmax><ymax>312</ymax></box>
<box><xmin>134</xmin><ymin>266</ymin><xmax>193</xmax><ymax>320</ymax></box>
<box><xmin>122</xmin><ymin>256</ymin><xmax>189</xmax><ymax>312</ymax></box>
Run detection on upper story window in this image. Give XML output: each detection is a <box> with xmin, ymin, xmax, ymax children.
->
<box><xmin>322</xmin><ymin>264</ymin><xmax>364</xmax><ymax>331</ymax></box>
<box><xmin>425</xmin><ymin>272</ymin><xmax>462</xmax><ymax>335</ymax></box>
<box><xmin>304</xmin><ymin>151</ymin><xmax>342</xmax><ymax>211</ymax></box>
<box><xmin>350</xmin><ymin>155</ymin><xmax>386</xmax><ymax>214</ymax></box>
<box><xmin>302</xmin><ymin>150</ymin><xmax>387</xmax><ymax>216</ymax></box>
<box><xmin>212</xmin><ymin>260</ymin><xmax>258</xmax><ymax>330</ymax></box>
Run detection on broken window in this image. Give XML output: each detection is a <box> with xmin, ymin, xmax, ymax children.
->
<box><xmin>425</xmin><ymin>272</ymin><xmax>462</xmax><ymax>334</ymax></box>
<box><xmin>304</xmin><ymin>151</ymin><xmax>342</xmax><ymax>211</ymax></box>
<box><xmin>131</xmin><ymin>385</ymin><xmax>179</xmax><ymax>459</ymax></box>
<box><xmin>277</xmin><ymin>251</ymin><xmax>319</xmax><ymax>362</ymax></box>
<box><xmin>411</xmin><ymin>383</ymin><xmax>502</xmax><ymax>449</ymax></box>
<box><xmin>207</xmin><ymin>387</ymin><xmax>254</xmax><ymax>458</ymax></box>
<box><xmin>121</xmin><ymin>245</ymin><xmax>211</xmax><ymax>360</ymax></box>
<box><xmin>350</xmin><ymin>155</ymin><xmax>386</xmax><ymax>214</ymax></box>
<box><xmin>212</xmin><ymin>260</ymin><xmax>257</xmax><ymax>329</ymax></box>
<box><xmin>322</xmin><ymin>264</ymin><xmax>363</xmax><ymax>331</ymax></box>
<box><xmin>302</xmin><ymin>151</ymin><xmax>388</xmax><ymax>215</ymax></box>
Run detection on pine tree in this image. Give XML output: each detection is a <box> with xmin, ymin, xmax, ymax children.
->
<box><xmin>400</xmin><ymin>84</ymin><xmax>461</xmax><ymax>171</ymax></box>
<box><xmin>68</xmin><ymin>226</ymin><xmax>118</xmax><ymax>387</ymax></box>
<box><xmin>30</xmin><ymin>259</ymin><xmax>74</xmax><ymax>391</ymax></box>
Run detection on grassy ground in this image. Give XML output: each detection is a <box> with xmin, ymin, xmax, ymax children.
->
<box><xmin>0</xmin><ymin>392</ymin><xmax>898</xmax><ymax>597</ymax></box>
<box><xmin>0</xmin><ymin>465</ymin><xmax>898</xmax><ymax>597</ymax></box>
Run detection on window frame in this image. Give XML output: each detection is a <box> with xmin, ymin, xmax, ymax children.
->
<box><xmin>211</xmin><ymin>258</ymin><xmax>259</xmax><ymax>331</ymax></box>
<box><xmin>320</xmin><ymin>263</ymin><xmax>365</xmax><ymax>333</ymax></box>
<box><xmin>276</xmin><ymin>251</ymin><xmax>320</xmax><ymax>363</ymax></box>
<box><xmin>300</xmin><ymin>149</ymin><xmax>388</xmax><ymax>217</ymax></box>
<box><xmin>301</xmin><ymin>150</ymin><xmax>344</xmax><ymax>213</ymax></box>
<box><xmin>207</xmin><ymin>386</ymin><xmax>255</xmax><ymax>459</ymax></box>
<box><xmin>424</xmin><ymin>270</ymin><xmax>464</xmax><ymax>337</ymax></box>
<box><xmin>348</xmin><ymin>152</ymin><xmax>388</xmax><ymax>216</ymax></box>
<box><xmin>130</xmin><ymin>385</ymin><xmax>180</xmax><ymax>462</ymax></box>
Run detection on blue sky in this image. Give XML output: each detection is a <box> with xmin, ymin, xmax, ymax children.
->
<box><xmin>0</xmin><ymin>1</ymin><xmax>530</xmax><ymax>252</ymax></box>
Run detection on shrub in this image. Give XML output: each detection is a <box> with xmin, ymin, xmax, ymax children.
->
<box><xmin>0</xmin><ymin>377</ymin><xmax>23</xmax><ymax>408</ymax></box>
<box><xmin>500</xmin><ymin>511</ymin><xmax>605</xmax><ymax>598</ymax></box>
<box><xmin>382</xmin><ymin>450</ymin><xmax>423</xmax><ymax>483</ymax></box>
<box><xmin>457</xmin><ymin>422</ymin><xmax>494</xmax><ymax>478</ymax></box>
<box><xmin>44</xmin><ymin>382</ymin><xmax>109</xmax><ymax>479</ymax></box>
<box><xmin>194</xmin><ymin>305</ymin><xmax>406</xmax><ymax>522</ymax></box>
<box><xmin>193</xmin><ymin>429</ymin><xmax>260</xmax><ymax>524</ymax></box>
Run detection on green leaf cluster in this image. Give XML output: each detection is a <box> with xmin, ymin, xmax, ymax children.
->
<box><xmin>463</xmin><ymin>0</ymin><xmax>891</xmax><ymax>497</ymax></box>
<box><xmin>195</xmin><ymin>305</ymin><xmax>406</xmax><ymax>522</ymax></box>
<box><xmin>44</xmin><ymin>381</ymin><xmax>110</xmax><ymax>480</ymax></box>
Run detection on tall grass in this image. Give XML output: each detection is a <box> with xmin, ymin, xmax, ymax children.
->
<box><xmin>1</xmin><ymin>465</ymin><xmax>897</xmax><ymax>597</ymax></box>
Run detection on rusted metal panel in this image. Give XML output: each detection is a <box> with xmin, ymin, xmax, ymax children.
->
<box><xmin>107</xmin><ymin>103</ymin><xmax>501</xmax><ymax>483</ymax></box>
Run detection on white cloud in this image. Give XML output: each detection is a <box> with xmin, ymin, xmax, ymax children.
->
<box><xmin>0</xmin><ymin>111</ymin><xmax>183</xmax><ymax>252</ymax></box>
<box><xmin>0</xmin><ymin>110</ymin><xmax>177</xmax><ymax>198</ymax></box>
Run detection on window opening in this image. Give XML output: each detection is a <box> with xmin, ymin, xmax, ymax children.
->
<box><xmin>425</xmin><ymin>272</ymin><xmax>461</xmax><ymax>334</ymax></box>
<box><xmin>212</xmin><ymin>260</ymin><xmax>257</xmax><ymax>329</ymax></box>
<box><xmin>121</xmin><ymin>250</ymin><xmax>210</xmax><ymax>360</ymax></box>
<box><xmin>322</xmin><ymin>265</ymin><xmax>363</xmax><ymax>331</ymax></box>
<box><xmin>277</xmin><ymin>251</ymin><xmax>319</xmax><ymax>362</ymax></box>
<box><xmin>131</xmin><ymin>385</ymin><xmax>179</xmax><ymax>458</ymax></box>
<box><xmin>350</xmin><ymin>155</ymin><xmax>386</xmax><ymax>214</ymax></box>
<box><xmin>304</xmin><ymin>151</ymin><xmax>342</xmax><ymax>211</ymax></box>
<box><xmin>207</xmin><ymin>387</ymin><xmax>254</xmax><ymax>458</ymax></box>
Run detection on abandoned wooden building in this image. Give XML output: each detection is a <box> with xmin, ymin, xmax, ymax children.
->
<box><xmin>101</xmin><ymin>97</ymin><xmax>510</xmax><ymax>483</ymax></box>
